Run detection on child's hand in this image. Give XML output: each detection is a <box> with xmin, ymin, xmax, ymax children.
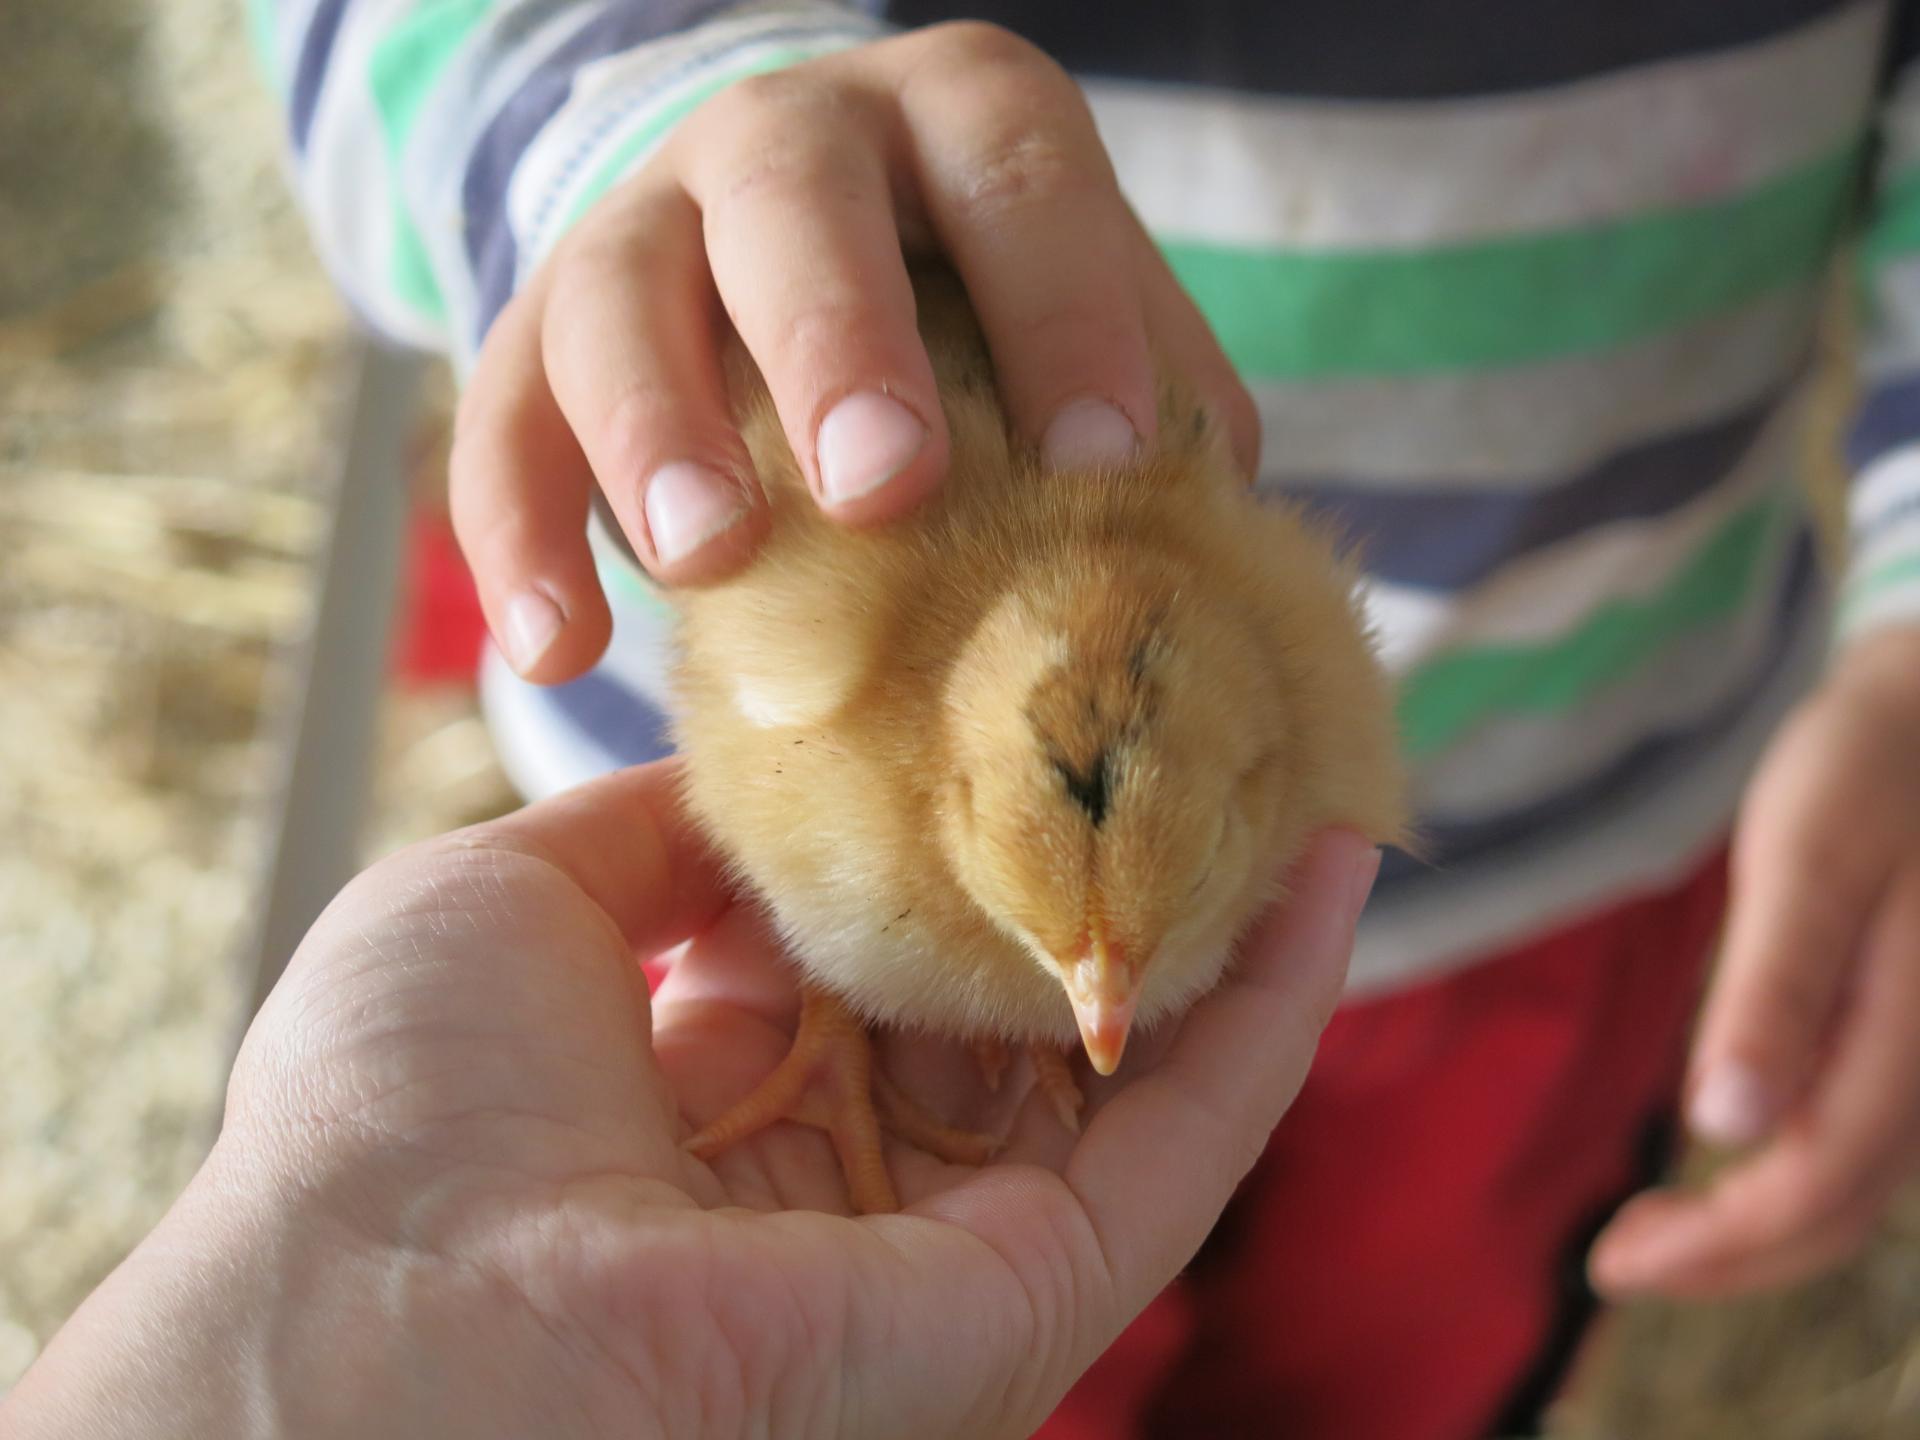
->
<box><xmin>449</xmin><ymin>22</ymin><xmax>1255</xmax><ymax>682</ymax></box>
<box><xmin>1592</xmin><ymin>625</ymin><xmax>1920</xmax><ymax>1298</ymax></box>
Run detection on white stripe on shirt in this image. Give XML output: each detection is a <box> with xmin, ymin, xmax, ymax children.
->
<box><xmin>300</xmin><ymin>0</ymin><xmax>447</xmax><ymax>346</ymax></box>
<box><xmin>1251</xmin><ymin>287</ymin><xmax>1817</xmax><ymax>487</ymax></box>
<box><xmin>1084</xmin><ymin>0</ymin><xmax>1885</xmax><ymax>252</ymax></box>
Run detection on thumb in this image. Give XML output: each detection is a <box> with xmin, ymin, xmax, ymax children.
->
<box><xmin>1058</xmin><ymin>829</ymin><xmax>1378</xmax><ymax>1310</ymax></box>
<box><xmin>448</xmin><ymin>758</ymin><xmax>735</xmax><ymax>955</ymax></box>
<box><xmin>1691</xmin><ymin>728</ymin><xmax>1887</xmax><ymax>1147</ymax></box>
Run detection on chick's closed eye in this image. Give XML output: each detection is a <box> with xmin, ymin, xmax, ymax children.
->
<box><xmin>932</xmin><ymin>563</ymin><xmax>1306</xmax><ymax>1070</ymax></box>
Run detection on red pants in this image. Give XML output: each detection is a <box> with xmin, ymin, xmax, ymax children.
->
<box><xmin>1038</xmin><ymin>848</ymin><xmax>1730</xmax><ymax>1440</ymax></box>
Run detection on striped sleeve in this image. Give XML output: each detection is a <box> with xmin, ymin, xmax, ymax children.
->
<box><xmin>246</xmin><ymin>0</ymin><xmax>887</xmax><ymax>365</ymax></box>
<box><xmin>1845</xmin><ymin>19</ymin><xmax>1920</xmax><ymax>639</ymax></box>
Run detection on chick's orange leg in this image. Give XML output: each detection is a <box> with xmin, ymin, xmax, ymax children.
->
<box><xmin>684</xmin><ymin>986</ymin><xmax>896</xmax><ymax>1213</ymax></box>
<box><xmin>874</xmin><ymin>1073</ymin><xmax>1001</xmax><ymax>1166</ymax></box>
<box><xmin>1030</xmin><ymin>1046</ymin><xmax>1086</xmax><ymax>1135</ymax></box>
<box><xmin>972</xmin><ymin>1037</ymin><xmax>1011</xmax><ymax>1093</ymax></box>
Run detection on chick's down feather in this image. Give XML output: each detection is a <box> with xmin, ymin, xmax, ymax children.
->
<box><xmin>670</xmin><ymin>267</ymin><xmax>1407</xmax><ymax>1070</ymax></box>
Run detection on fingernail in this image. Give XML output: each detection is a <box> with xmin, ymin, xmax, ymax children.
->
<box><xmin>644</xmin><ymin>461</ymin><xmax>748</xmax><ymax>565</ymax></box>
<box><xmin>1689</xmin><ymin>1062</ymin><xmax>1773</xmax><ymax>1147</ymax></box>
<box><xmin>504</xmin><ymin>589</ymin><xmax>563</xmax><ymax>674</ymax></box>
<box><xmin>1346</xmin><ymin>846</ymin><xmax>1383</xmax><ymax>930</ymax></box>
<box><xmin>1042</xmin><ymin>397</ymin><xmax>1140</xmax><ymax>470</ymax></box>
<box><xmin>816</xmin><ymin>390</ymin><xmax>927</xmax><ymax>504</ymax></box>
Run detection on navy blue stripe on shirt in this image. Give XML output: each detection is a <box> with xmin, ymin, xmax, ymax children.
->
<box><xmin>1279</xmin><ymin>389</ymin><xmax>1791</xmax><ymax>591</ymax></box>
<box><xmin>1847</xmin><ymin>368</ymin><xmax>1920</xmax><ymax>469</ymax></box>
<box><xmin>462</xmin><ymin>0</ymin><xmax>741</xmax><ymax>343</ymax></box>
<box><xmin>882</xmin><ymin>0</ymin><xmax>1856</xmax><ymax>100</ymax></box>
<box><xmin>1376</xmin><ymin>525</ymin><xmax>1818</xmax><ymax>888</ymax></box>
<box><xmin>547</xmin><ymin>665</ymin><xmax>679</xmax><ymax>768</ymax></box>
<box><xmin>290</xmin><ymin>0</ymin><xmax>352</xmax><ymax>150</ymax></box>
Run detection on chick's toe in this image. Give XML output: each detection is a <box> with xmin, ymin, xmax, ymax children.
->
<box><xmin>873</xmin><ymin>1071</ymin><xmax>1002</xmax><ymax>1166</ymax></box>
<box><xmin>1029</xmin><ymin>1046</ymin><xmax>1086</xmax><ymax>1135</ymax></box>
<box><xmin>683</xmin><ymin>985</ymin><xmax>998</xmax><ymax>1214</ymax></box>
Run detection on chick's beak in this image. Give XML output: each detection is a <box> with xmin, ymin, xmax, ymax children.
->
<box><xmin>1063</xmin><ymin>917</ymin><xmax>1139</xmax><ymax>1076</ymax></box>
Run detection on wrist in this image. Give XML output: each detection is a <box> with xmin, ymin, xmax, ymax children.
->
<box><xmin>1831</xmin><ymin>621</ymin><xmax>1920</xmax><ymax>715</ymax></box>
<box><xmin>2</xmin><ymin>1141</ymin><xmax>416</xmax><ymax>1440</ymax></box>
<box><xmin>516</xmin><ymin>18</ymin><xmax>882</xmax><ymax>294</ymax></box>
<box><xmin>3</xmin><ymin>1147</ymin><xmax>289</xmax><ymax>1438</ymax></box>
<box><xmin>8</xmin><ymin>1131</ymin><xmax>681</xmax><ymax>1440</ymax></box>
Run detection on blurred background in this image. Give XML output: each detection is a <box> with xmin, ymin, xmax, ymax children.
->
<box><xmin>0</xmin><ymin>2</ymin><xmax>1915</xmax><ymax>1434</ymax></box>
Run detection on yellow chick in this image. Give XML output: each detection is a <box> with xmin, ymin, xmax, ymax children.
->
<box><xmin>674</xmin><ymin>267</ymin><xmax>1407</xmax><ymax>1212</ymax></box>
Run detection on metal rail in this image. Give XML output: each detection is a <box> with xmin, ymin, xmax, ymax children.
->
<box><xmin>237</xmin><ymin>337</ymin><xmax>425</xmax><ymax>1035</ymax></box>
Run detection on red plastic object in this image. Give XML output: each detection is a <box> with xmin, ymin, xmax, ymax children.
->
<box><xmin>393</xmin><ymin>506</ymin><xmax>488</xmax><ymax>686</ymax></box>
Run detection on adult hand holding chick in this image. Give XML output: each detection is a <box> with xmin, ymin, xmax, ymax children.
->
<box><xmin>3</xmin><ymin>764</ymin><xmax>1377</xmax><ymax>1440</ymax></box>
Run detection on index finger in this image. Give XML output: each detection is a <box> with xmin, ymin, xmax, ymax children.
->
<box><xmin>896</xmin><ymin>24</ymin><xmax>1158</xmax><ymax>468</ymax></box>
<box><xmin>448</xmin><ymin>759</ymin><xmax>735</xmax><ymax>956</ymax></box>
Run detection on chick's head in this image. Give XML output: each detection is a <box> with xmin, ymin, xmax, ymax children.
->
<box><xmin>937</xmin><ymin>559</ymin><xmax>1290</xmax><ymax>1074</ymax></box>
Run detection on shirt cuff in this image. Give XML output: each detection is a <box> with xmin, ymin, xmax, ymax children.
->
<box><xmin>1838</xmin><ymin>445</ymin><xmax>1920</xmax><ymax>641</ymax></box>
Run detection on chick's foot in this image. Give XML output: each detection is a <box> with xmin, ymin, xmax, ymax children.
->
<box><xmin>1030</xmin><ymin>1047</ymin><xmax>1086</xmax><ymax>1135</ymax></box>
<box><xmin>684</xmin><ymin>986</ymin><xmax>894</xmax><ymax>1212</ymax></box>
<box><xmin>874</xmin><ymin>1073</ymin><xmax>1001</xmax><ymax>1166</ymax></box>
<box><xmin>971</xmin><ymin>1039</ymin><xmax>1082</xmax><ymax>1134</ymax></box>
<box><xmin>972</xmin><ymin>1037</ymin><xmax>1011</xmax><ymax>1092</ymax></box>
<box><xmin>683</xmin><ymin>986</ymin><xmax>998</xmax><ymax>1213</ymax></box>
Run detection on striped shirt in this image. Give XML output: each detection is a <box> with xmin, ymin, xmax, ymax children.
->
<box><xmin>256</xmin><ymin>0</ymin><xmax>1920</xmax><ymax>994</ymax></box>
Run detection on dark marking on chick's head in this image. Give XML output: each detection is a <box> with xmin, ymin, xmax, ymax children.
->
<box><xmin>1018</xmin><ymin>594</ymin><xmax>1175</xmax><ymax>832</ymax></box>
<box><xmin>1127</xmin><ymin>638</ymin><xmax>1152</xmax><ymax>685</ymax></box>
<box><xmin>1052</xmin><ymin>749</ymin><xmax>1113</xmax><ymax>827</ymax></box>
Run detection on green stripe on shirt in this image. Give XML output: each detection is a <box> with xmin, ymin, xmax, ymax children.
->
<box><xmin>1397</xmin><ymin>494</ymin><xmax>1792</xmax><ymax>758</ymax></box>
<box><xmin>1165</xmin><ymin>139</ymin><xmax>1861</xmax><ymax>380</ymax></box>
<box><xmin>368</xmin><ymin>0</ymin><xmax>496</xmax><ymax>325</ymax></box>
<box><xmin>1861</xmin><ymin>165</ymin><xmax>1920</xmax><ymax>278</ymax></box>
<box><xmin>598</xmin><ymin>550</ymin><xmax>678</xmax><ymax>622</ymax></box>
<box><xmin>1841</xmin><ymin>552</ymin><xmax>1920</xmax><ymax>613</ymax></box>
<box><xmin>246</xmin><ymin>0</ymin><xmax>278</xmax><ymax>83</ymax></box>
